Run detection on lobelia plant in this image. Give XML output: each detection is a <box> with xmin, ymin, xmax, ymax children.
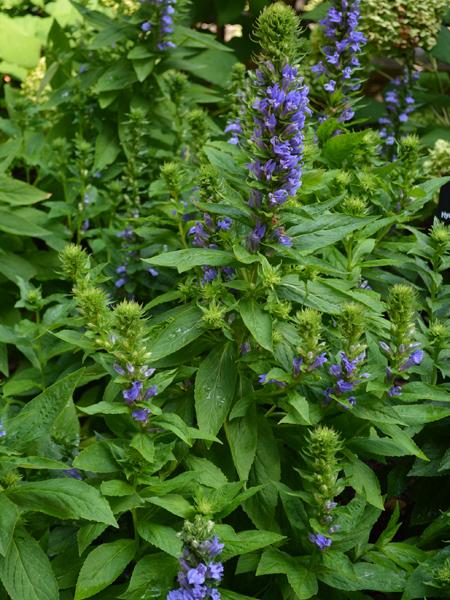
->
<box><xmin>0</xmin><ymin>1</ymin><xmax>449</xmax><ymax>599</ymax></box>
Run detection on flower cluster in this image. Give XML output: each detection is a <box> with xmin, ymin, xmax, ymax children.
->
<box><xmin>246</xmin><ymin>62</ymin><xmax>310</xmax><ymax>250</ymax></box>
<box><xmin>380</xmin><ymin>284</ymin><xmax>424</xmax><ymax>397</ymax></box>
<box><xmin>115</xmin><ymin>363</ymin><xmax>157</xmax><ymax>424</ymax></box>
<box><xmin>168</xmin><ymin>517</ymin><xmax>224</xmax><ymax>600</ymax></box>
<box><xmin>188</xmin><ymin>215</ymin><xmax>234</xmax><ymax>285</ymax></box>
<box><xmin>325</xmin><ymin>350</ymin><xmax>368</xmax><ymax>407</ymax></box>
<box><xmin>311</xmin><ymin>0</ymin><xmax>366</xmax><ymax>121</ymax></box>
<box><xmin>225</xmin><ymin>64</ymin><xmax>247</xmax><ymax>145</ymax></box>
<box><xmin>293</xmin><ymin>308</ymin><xmax>328</xmax><ymax>377</ymax></box>
<box><xmin>114</xmin><ymin>217</ymin><xmax>158</xmax><ymax>289</ymax></box>
<box><xmin>379</xmin><ymin>68</ymin><xmax>417</xmax><ymax>153</ymax></box>
<box><xmin>141</xmin><ymin>0</ymin><xmax>176</xmax><ymax>51</ymax></box>
<box><xmin>361</xmin><ymin>0</ymin><xmax>448</xmax><ymax>54</ymax></box>
<box><xmin>302</xmin><ymin>427</ymin><xmax>343</xmax><ymax>551</ymax></box>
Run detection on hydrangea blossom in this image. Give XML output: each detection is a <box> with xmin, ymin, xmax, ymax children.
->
<box><xmin>311</xmin><ymin>0</ymin><xmax>366</xmax><ymax>122</ymax></box>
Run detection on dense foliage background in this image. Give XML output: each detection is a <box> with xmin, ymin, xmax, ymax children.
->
<box><xmin>0</xmin><ymin>1</ymin><xmax>450</xmax><ymax>599</ymax></box>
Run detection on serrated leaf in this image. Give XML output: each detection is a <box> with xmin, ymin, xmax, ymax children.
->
<box><xmin>195</xmin><ymin>342</ymin><xmax>237</xmax><ymax>437</ymax></box>
<box><xmin>7</xmin><ymin>479</ymin><xmax>117</xmax><ymax>526</ymax></box>
<box><xmin>0</xmin><ymin>528</ymin><xmax>58</xmax><ymax>600</ymax></box>
<box><xmin>74</xmin><ymin>539</ymin><xmax>136</xmax><ymax>600</ymax></box>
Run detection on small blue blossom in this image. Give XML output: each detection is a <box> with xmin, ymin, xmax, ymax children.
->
<box><xmin>123</xmin><ymin>381</ymin><xmax>143</xmax><ymax>404</ymax></box>
<box><xmin>132</xmin><ymin>407</ymin><xmax>151</xmax><ymax>423</ymax></box>
<box><xmin>148</xmin><ymin>267</ymin><xmax>159</xmax><ymax>277</ymax></box>
<box><xmin>388</xmin><ymin>385</ymin><xmax>402</xmax><ymax>397</ymax></box>
<box><xmin>309</xmin><ymin>532</ymin><xmax>332</xmax><ymax>550</ymax></box>
<box><xmin>64</xmin><ymin>468</ymin><xmax>82</xmax><ymax>480</ymax></box>
<box><xmin>399</xmin><ymin>348</ymin><xmax>424</xmax><ymax>371</ymax></box>
<box><xmin>293</xmin><ymin>356</ymin><xmax>303</xmax><ymax>377</ymax></box>
<box><xmin>141</xmin><ymin>21</ymin><xmax>152</xmax><ymax>32</ymax></box>
<box><xmin>312</xmin><ymin>0</ymin><xmax>366</xmax><ymax>121</ymax></box>
<box><xmin>145</xmin><ymin>385</ymin><xmax>158</xmax><ymax>399</ymax></box>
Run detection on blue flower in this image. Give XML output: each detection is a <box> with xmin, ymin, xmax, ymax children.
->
<box><xmin>309</xmin><ymin>532</ymin><xmax>332</xmax><ymax>550</ymax></box>
<box><xmin>132</xmin><ymin>408</ymin><xmax>151</xmax><ymax>423</ymax></box>
<box><xmin>336</xmin><ymin>379</ymin><xmax>354</xmax><ymax>393</ymax></box>
<box><xmin>399</xmin><ymin>348</ymin><xmax>424</xmax><ymax>371</ymax></box>
<box><xmin>388</xmin><ymin>385</ymin><xmax>402</xmax><ymax>397</ymax></box>
<box><xmin>141</xmin><ymin>21</ymin><xmax>152</xmax><ymax>32</ymax></box>
<box><xmin>64</xmin><ymin>468</ymin><xmax>81</xmax><ymax>480</ymax></box>
<box><xmin>293</xmin><ymin>356</ymin><xmax>303</xmax><ymax>377</ymax></box>
<box><xmin>123</xmin><ymin>381</ymin><xmax>143</xmax><ymax>404</ymax></box>
<box><xmin>308</xmin><ymin>352</ymin><xmax>328</xmax><ymax>371</ymax></box>
<box><xmin>145</xmin><ymin>385</ymin><xmax>158</xmax><ymax>399</ymax></box>
<box><xmin>312</xmin><ymin>0</ymin><xmax>366</xmax><ymax>121</ymax></box>
<box><xmin>148</xmin><ymin>267</ymin><xmax>159</xmax><ymax>277</ymax></box>
<box><xmin>217</xmin><ymin>217</ymin><xmax>232</xmax><ymax>230</ymax></box>
<box><xmin>199</xmin><ymin>536</ymin><xmax>224</xmax><ymax>559</ymax></box>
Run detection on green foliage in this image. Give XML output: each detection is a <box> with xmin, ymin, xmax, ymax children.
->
<box><xmin>0</xmin><ymin>0</ymin><xmax>449</xmax><ymax>598</ymax></box>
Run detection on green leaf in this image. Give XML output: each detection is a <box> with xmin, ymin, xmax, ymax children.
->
<box><xmin>144</xmin><ymin>249</ymin><xmax>234</xmax><ymax>273</ymax></box>
<box><xmin>136</xmin><ymin>520</ymin><xmax>182</xmax><ymax>558</ymax></box>
<box><xmin>130</xmin><ymin>434</ymin><xmax>155</xmax><ymax>463</ymax></box>
<box><xmin>344</xmin><ymin>454</ymin><xmax>384</xmax><ymax>509</ymax></box>
<box><xmin>146</xmin><ymin>495</ymin><xmax>193</xmax><ymax>519</ymax></box>
<box><xmin>225</xmin><ymin>408</ymin><xmax>258</xmax><ymax>481</ymax></box>
<box><xmin>74</xmin><ymin>539</ymin><xmax>136</xmax><ymax>600</ymax></box>
<box><xmin>93</xmin><ymin>61</ymin><xmax>137</xmax><ymax>92</ymax></box>
<box><xmin>149</xmin><ymin>305</ymin><xmax>206</xmax><ymax>361</ymax></box>
<box><xmin>0</xmin><ymin>495</ymin><xmax>18</xmax><ymax>557</ymax></box>
<box><xmin>239</xmin><ymin>299</ymin><xmax>273</xmax><ymax>351</ymax></box>
<box><xmin>195</xmin><ymin>342</ymin><xmax>238</xmax><ymax>437</ymax></box>
<box><xmin>7</xmin><ymin>479</ymin><xmax>117</xmax><ymax>527</ymax></box>
<box><xmin>0</xmin><ymin>528</ymin><xmax>58</xmax><ymax>600</ymax></box>
<box><xmin>431</xmin><ymin>26</ymin><xmax>450</xmax><ymax>65</ymax></box>
<box><xmin>0</xmin><ymin>175</ymin><xmax>50</xmax><ymax>205</ymax></box>
<box><xmin>119</xmin><ymin>553</ymin><xmax>178</xmax><ymax>600</ymax></box>
<box><xmin>0</xmin><ymin>207</ymin><xmax>49</xmax><ymax>238</ymax></box>
<box><xmin>322</xmin><ymin>131</ymin><xmax>368</xmax><ymax>167</ymax></box>
<box><xmin>6</xmin><ymin>369</ymin><xmax>84</xmax><ymax>448</ymax></box>
<box><xmin>73</xmin><ymin>442</ymin><xmax>120</xmax><ymax>473</ymax></box>
<box><xmin>256</xmin><ymin>548</ymin><xmax>318</xmax><ymax>599</ymax></box>
<box><xmin>215</xmin><ymin>525</ymin><xmax>285</xmax><ymax>561</ymax></box>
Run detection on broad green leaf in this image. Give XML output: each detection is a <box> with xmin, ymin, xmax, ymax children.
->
<box><xmin>215</xmin><ymin>525</ymin><xmax>285</xmax><ymax>561</ymax></box>
<box><xmin>344</xmin><ymin>455</ymin><xmax>384</xmax><ymax>509</ymax></box>
<box><xmin>93</xmin><ymin>61</ymin><xmax>137</xmax><ymax>92</ymax></box>
<box><xmin>74</xmin><ymin>539</ymin><xmax>136</xmax><ymax>600</ymax></box>
<box><xmin>136</xmin><ymin>520</ymin><xmax>182</xmax><ymax>557</ymax></box>
<box><xmin>119</xmin><ymin>553</ymin><xmax>178</xmax><ymax>600</ymax></box>
<box><xmin>149</xmin><ymin>305</ymin><xmax>206</xmax><ymax>361</ymax></box>
<box><xmin>239</xmin><ymin>298</ymin><xmax>273</xmax><ymax>351</ymax></box>
<box><xmin>0</xmin><ymin>495</ymin><xmax>18</xmax><ymax>557</ymax></box>
<box><xmin>6</xmin><ymin>369</ymin><xmax>83</xmax><ymax>448</ymax></box>
<box><xmin>144</xmin><ymin>248</ymin><xmax>234</xmax><ymax>273</ymax></box>
<box><xmin>0</xmin><ymin>207</ymin><xmax>49</xmax><ymax>238</ymax></box>
<box><xmin>225</xmin><ymin>408</ymin><xmax>258</xmax><ymax>481</ymax></box>
<box><xmin>73</xmin><ymin>442</ymin><xmax>120</xmax><ymax>473</ymax></box>
<box><xmin>146</xmin><ymin>495</ymin><xmax>193</xmax><ymax>519</ymax></box>
<box><xmin>0</xmin><ymin>175</ymin><xmax>50</xmax><ymax>206</ymax></box>
<box><xmin>195</xmin><ymin>342</ymin><xmax>237</xmax><ymax>436</ymax></box>
<box><xmin>0</xmin><ymin>528</ymin><xmax>58</xmax><ymax>600</ymax></box>
<box><xmin>130</xmin><ymin>434</ymin><xmax>155</xmax><ymax>463</ymax></box>
<box><xmin>7</xmin><ymin>479</ymin><xmax>117</xmax><ymax>527</ymax></box>
<box><xmin>256</xmin><ymin>548</ymin><xmax>318</xmax><ymax>599</ymax></box>
<box><xmin>77</xmin><ymin>523</ymin><xmax>108</xmax><ymax>556</ymax></box>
